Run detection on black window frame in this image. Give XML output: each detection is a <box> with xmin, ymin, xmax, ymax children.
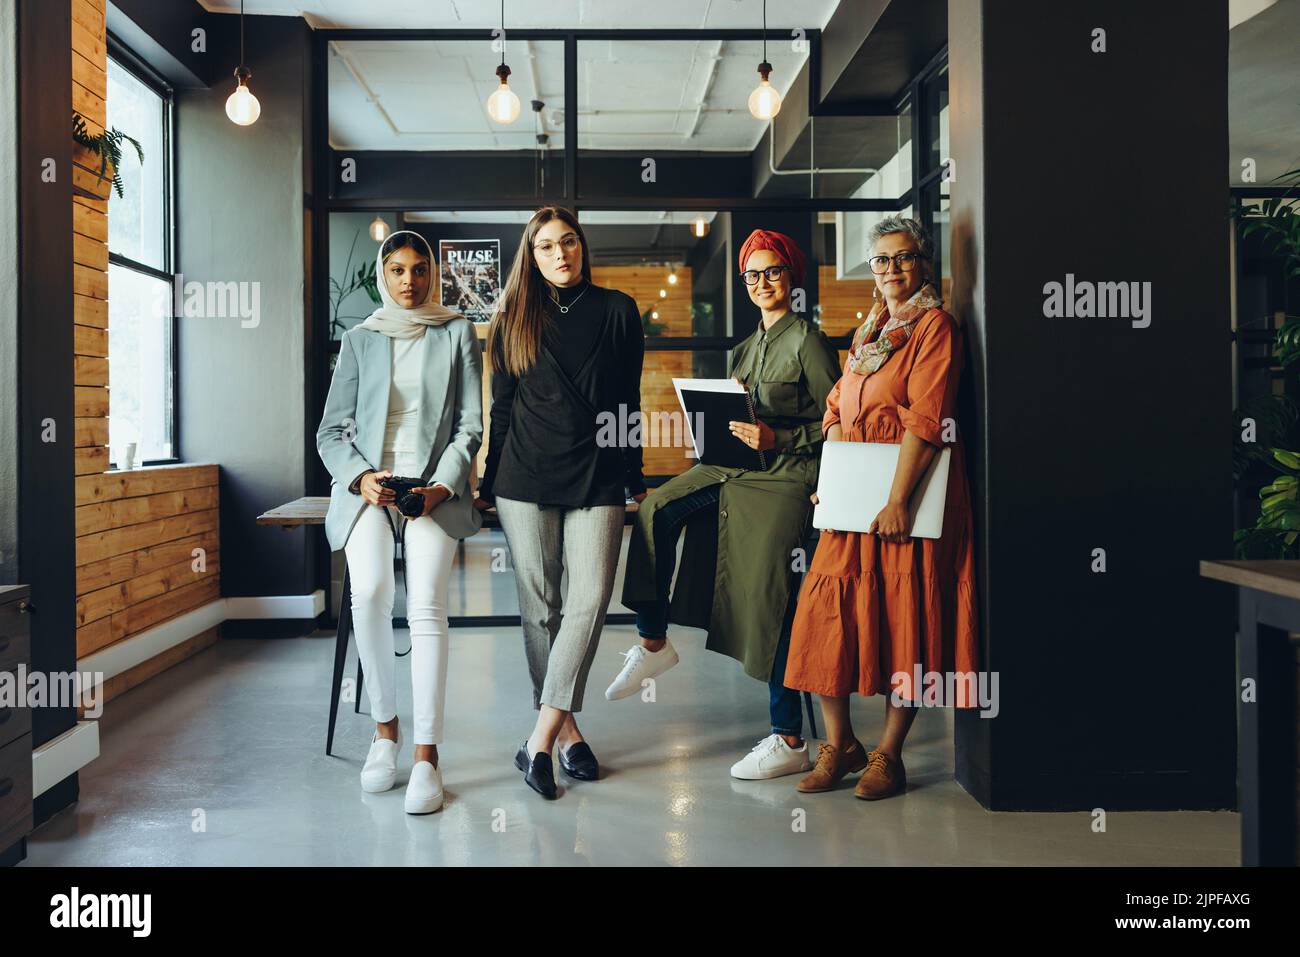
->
<box><xmin>105</xmin><ymin>33</ymin><xmax>179</xmax><ymax>468</ymax></box>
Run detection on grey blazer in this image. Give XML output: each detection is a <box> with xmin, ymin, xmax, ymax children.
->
<box><xmin>316</xmin><ymin>320</ymin><xmax>484</xmax><ymax>551</ymax></box>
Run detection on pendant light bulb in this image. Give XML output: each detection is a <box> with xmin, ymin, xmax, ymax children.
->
<box><xmin>748</xmin><ymin>62</ymin><xmax>781</xmax><ymax>120</ymax></box>
<box><xmin>487</xmin><ymin>63</ymin><xmax>521</xmax><ymax>124</ymax></box>
<box><xmin>667</xmin><ymin>269</ymin><xmax>678</xmax><ymax>285</ymax></box>
<box><xmin>226</xmin><ymin>68</ymin><xmax>261</xmax><ymax>126</ymax></box>
<box><xmin>369</xmin><ymin>217</ymin><xmax>391</xmax><ymax>242</ymax></box>
<box><xmin>693</xmin><ymin>216</ymin><xmax>709</xmax><ymax>238</ymax></box>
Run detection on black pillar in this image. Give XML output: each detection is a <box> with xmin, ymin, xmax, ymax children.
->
<box><xmin>949</xmin><ymin>0</ymin><xmax>1235</xmax><ymax>810</ymax></box>
<box><xmin>16</xmin><ymin>0</ymin><xmax>78</xmax><ymax>817</ymax></box>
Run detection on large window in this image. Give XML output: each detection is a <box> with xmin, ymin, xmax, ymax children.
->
<box><xmin>106</xmin><ymin>52</ymin><xmax>174</xmax><ymax>465</ymax></box>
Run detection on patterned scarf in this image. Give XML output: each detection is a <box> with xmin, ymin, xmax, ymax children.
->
<box><xmin>846</xmin><ymin>282</ymin><xmax>943</xmax><ymax>377</ymax></box>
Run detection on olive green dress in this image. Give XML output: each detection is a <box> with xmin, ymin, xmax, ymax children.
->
<box><xmin>621</xmin><ymin>312</ymin><xmax>842</xmax><ymax>681</ymax></box>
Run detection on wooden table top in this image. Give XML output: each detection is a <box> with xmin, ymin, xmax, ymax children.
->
<box><xmin>1199</xmin><ymin>560</ymin><xmax>1300</xmax><ymax>602</ymax></box>
<box><xmin>256</xmin><ymin>496</ymin><xmax>329</xmax><ymax>526</ymax></box>
<box><xmin>256</xmin><ymin>496</ymin><xmax>640</xmax><ymax>528</ymax></box>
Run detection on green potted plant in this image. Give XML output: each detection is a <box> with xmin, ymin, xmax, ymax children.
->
<box><xmin>328</xmin><ymin>227</ymin><xmax>382</xmax><ymax>356</ymax></box>
<box><xmin>72</xmin><ymin>110</ymin><xmax>143</xmax><ymax>201</ymax></box>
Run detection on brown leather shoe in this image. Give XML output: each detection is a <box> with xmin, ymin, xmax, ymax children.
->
<box><xmin>854</xmin><ymin>750</ymin><xmax>906</xmax><ymax>800</ymax></box>
<box><xmin>796</xmin><ymin>740</ymin><xmax>870</xmax><ymax>792</ymax></box>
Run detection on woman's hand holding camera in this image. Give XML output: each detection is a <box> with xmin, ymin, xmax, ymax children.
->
<box><xmin>411</xmin><ymin>485</ymin><xmax>451</xmax><ymax>517</ymax></box>
<box><xmin>360</xmin><ymin>469</ymin><xmax>395</xmax><ymax>506</ymax></box>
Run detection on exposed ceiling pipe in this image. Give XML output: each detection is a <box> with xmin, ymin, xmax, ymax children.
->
<box><xmin>766</xmin><ymin>117</ymin><xmax>877</xmax><ymax>176</ymax></box>
<box><xmin>683</xmin><ymin>40</ymin><xmax>724</xmax><ymax>140</ymax></box>
<box><xmin>331</xmin><ymin>41</ymin><xmax>402</xmax><ymax>136</ymax></box>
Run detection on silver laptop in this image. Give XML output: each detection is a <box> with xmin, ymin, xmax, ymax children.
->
<box><xmin>812</xmin><ymin>441</ymin><xmax>951</xmax><ymax>538</ymax></box>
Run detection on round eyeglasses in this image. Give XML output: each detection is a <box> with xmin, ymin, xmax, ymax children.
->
<box><xmin>739</xmin><ymin>264</ymin><xmax>789</xmax><ymax>285</ymax></box>
<box><xmin>867</xmin><ymin>251</ymin><xmax>928</xmax><ymax>274</ymax></box>
<box><xmin>534</xmin><ymin>235</ymin><xmax>581</xmax><ymax>257</ymax></box>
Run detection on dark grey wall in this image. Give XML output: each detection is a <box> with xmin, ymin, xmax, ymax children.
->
<box><xmin>176</xmin><ymin>15</ymin><xmax>316</xmax><ymax>598</ymax></box>
<box><xmin>0</xmin><ymin>0</ymin><xmax>18</xmax><ymax>585</ymax></box>
<box><xmin>949</xmin><ymin>0</ymin><xmax>1234</xmax><ymax>810</ymax></box>
<box><xmin>107</xmin><ymin>0</ymin><xmax>210</xmax><ymax>88</ymax></box>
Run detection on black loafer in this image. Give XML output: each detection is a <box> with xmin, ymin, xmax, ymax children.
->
<box><xmin>559</xmin><ymin>741</ymin><xmax>600</xmax><ymax>780</ymax></box>
<box><xmin>514</xmin><ymin>741</ymin><xmax>557</xmax><ymax>799</ymax></box>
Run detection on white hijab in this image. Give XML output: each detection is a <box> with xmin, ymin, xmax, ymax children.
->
<box><xmin>359</xmin><ymin>230</ymin><xmax>459</xmax><ymax>338</ymax></box>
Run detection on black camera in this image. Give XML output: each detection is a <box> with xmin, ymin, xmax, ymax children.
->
<box><xmin>378</xmin><ymin>475</ymin><xmax>428</xmax><ymax>518</ymax></box>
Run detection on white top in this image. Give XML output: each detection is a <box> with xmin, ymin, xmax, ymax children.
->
<box><xmin>359</xmin><ymin>335</ymin><xmax>453</xmax><ymax>501</ymax></box>
<box><xmin>380</xmin><ymin>335</ymin><xmax>425</xmax><ymax>473</ymax></box>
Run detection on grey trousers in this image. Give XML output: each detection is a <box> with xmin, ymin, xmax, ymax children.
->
<box><xmin>495</xmin><ymin>497</ymin><xmax>625</xmax><ymax>713</ymax></box>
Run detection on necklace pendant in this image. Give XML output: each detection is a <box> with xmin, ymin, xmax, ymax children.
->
<box><xmin>558</xmin><ymin>304</ymin><xmax>569</xmax><ymax>314</ymax></box>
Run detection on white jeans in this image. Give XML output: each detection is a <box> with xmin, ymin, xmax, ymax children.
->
<box><xmin>344</xmin><ymin>502</ymin><xmax>458</xmax><ymax>745</ymax></box>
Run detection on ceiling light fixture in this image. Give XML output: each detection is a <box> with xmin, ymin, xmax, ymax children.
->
<box><xmin>747</xmin><ymin>0</ymin><xmax>782</xmax><ymax>121</ymax></box>
<box><xmin>225</xmin><ymin>0</ymin><xmax>261</xmax><ymax>126</ymax></box>
<box><xmin>486</xmin><ymin>0</ymin><xmax>521</xmax><ymax>125</ymax></box>
<box><xmin>369</xmin><ymin>216</ymin><xmax>391</xmax><ymax>242</ymax></box>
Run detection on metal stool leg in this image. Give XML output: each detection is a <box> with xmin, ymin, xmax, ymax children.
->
<box><xmin>327</xmin><ymin>567</ymin><xmax>353</xmax><ymax>756</ymax></box>
<box><xmin>354</xmin><ymin>658</ymin><xmax>364</xmax><ymax>713</ymax></box>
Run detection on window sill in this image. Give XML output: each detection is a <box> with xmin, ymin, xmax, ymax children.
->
<box><xmin>103</xmin><ymin>461</ymin><xmax>217</xmax><ymax>474</ymax></box>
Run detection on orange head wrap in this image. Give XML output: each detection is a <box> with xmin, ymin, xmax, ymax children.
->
<box><xmin>737</xmin><ymin>229</ymin><xmax>807</xmax><ymax>287</ymax></box>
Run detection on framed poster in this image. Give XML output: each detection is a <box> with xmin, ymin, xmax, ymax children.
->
<box><xmin>439</xmin><ymin>239</ymin><xmax>501</xmax><ymax>322</ymax></box>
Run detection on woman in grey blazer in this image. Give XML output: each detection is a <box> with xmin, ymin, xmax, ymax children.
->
<box><xmin>317</xmin><ymin>230</ymin><xmax>483</xmax><ymax>814</ymax></box>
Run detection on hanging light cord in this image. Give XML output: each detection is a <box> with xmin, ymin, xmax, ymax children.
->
<box><xmin>500</xmin><ymin>0</ymin><xmax>506</xmax><ymax>67</ymax></box>
<box><xmin>762</xmin><ymin>0</ymin><xmax>767</xmax><ymax>63</ymax></box>
<box><xmin>240</xmin><ymin>0</ymin><xmax>245</xmax><ymax>69</ymax></box>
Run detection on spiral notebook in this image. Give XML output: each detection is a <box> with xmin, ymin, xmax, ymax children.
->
<box><xmin>672</xmin><ymin>378</ymin><xmax>769</xmax><ymax>471</ymax></box>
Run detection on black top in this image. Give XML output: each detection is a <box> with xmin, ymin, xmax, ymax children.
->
<box><xmin>480</xmin><ymin>283</ymin><xmax>647</xmax><ymax>508</ymax></box>
<box><xmin>544</xmin><ymin>281</ymin><xmax>603</xmax><ymax>379</ymax></box>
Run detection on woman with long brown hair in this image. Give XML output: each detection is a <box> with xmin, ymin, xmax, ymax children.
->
<box><xmin>475</xmin><ymin>206</ymin><xmax>647</xmax><ymax>800</ymax></box>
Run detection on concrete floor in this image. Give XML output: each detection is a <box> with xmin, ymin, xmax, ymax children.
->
<box><xmin>26</xmin><ymin>616</ymin><xmax>1239</xmax><ymax>866</ymax></box>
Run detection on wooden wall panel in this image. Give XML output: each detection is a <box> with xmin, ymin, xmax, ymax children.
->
<box><xmin>74</xmin><ymin>446</ymin><xmax>109</xmax><ymax>476</ymax></box>
<box><xmin>67</xmin><ymin>0</ymin><xmax>224</xmax><ymax>695</ymax></box>
<box><xmin>76</xmin><ymin>485</ymin><xmax>219</xmax><ymax>536</ymax></box>
<box><xmin>77</xmin><ymin>530</ymin><xmax>219</xmax><ymax>595</ymax></box>
<box><xmin>590</xmin><ymin>265</ymin><xmax>695</xmax><ymax>478</ymax></box>
<box><xmin>76</xmin><ymin>508</ymin><xmax>218</xmax><ymax>567</ymax></box>
<box><xmin>76</xmin><ymin>463</ymin><xmax>218</xmax><ymax>507</ymax></box>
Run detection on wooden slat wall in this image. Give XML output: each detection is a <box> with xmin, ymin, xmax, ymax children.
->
<box><xmin>819</xmin><ymin>264</ymin><xmax>875</xmax><ymax>368</ymax></box>
<box><xmin>591</xmin><ymin>266</ymin><xmax>693</xmax><ymax>477</ymax></box>
<box><xmin>75</xmin><ymin>465</ymin><xmax>221</xmax><ymax>658</ymax></box>
<box><xmin>72</xmin><ymin>0</ymin><xmax>109</xmax><ymax>477</ymax></box>
<box><xmin>70</xmin><ymin>2</ymin><xmax>224</xmax><ymax>702</ymax></box>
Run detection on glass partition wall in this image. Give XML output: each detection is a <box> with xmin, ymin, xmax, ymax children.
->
<box><xmin>313</xmin><ymin>29</ymin><xmax>950</xmax><ymax>622</ymax></box>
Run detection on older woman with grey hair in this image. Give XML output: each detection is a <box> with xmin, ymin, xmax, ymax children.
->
<box><xmin>784</xmin><ymin>215</ymin><xmax>980</xmax><ymax>801</ymax></box>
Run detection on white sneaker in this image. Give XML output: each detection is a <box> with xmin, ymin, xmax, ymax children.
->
<box><xmin>404</xmin><ymin>760</ymin><xmax>444</xmax><ymax>814</ymax></box>
<box><xmin>729</xmin><ymin>734</ymin><xmax>813</xmax><ymax>780</ymax></box>
<box><xmin>604</xmin><ymin>639</ymin><xmax>680</xmax><ymax>700</ymax></box>
<box><xmin>360</xmin><ymin>727</ymin><xmax>402</xmax><ymax>793</ymax></box>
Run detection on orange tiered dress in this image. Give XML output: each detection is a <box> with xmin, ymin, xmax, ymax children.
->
<box><xmin>784</xmin><ymin>307</ymin><xmax>980</xmax><ymax>705</ymax></box>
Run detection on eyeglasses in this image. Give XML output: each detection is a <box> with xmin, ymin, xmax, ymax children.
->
<box><xmin>739</xmin><ymin>264</ymin><xmax>789</xmax><ymax>285</ymax></box>
<box><xmin>867</xmin><ymin>251</ymin><xmax>928</xmax><ymax>274</ymax></box>
<box><xmin>534</xmin><ymin>235</ymin><xmax>581</xmax><ymax>257</ymax></box>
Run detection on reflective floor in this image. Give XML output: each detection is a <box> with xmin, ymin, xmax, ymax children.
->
<box><xmin>26</xmin><ymin>612</ymin><xmax>1238</xmax><ymax>866</ymax></box>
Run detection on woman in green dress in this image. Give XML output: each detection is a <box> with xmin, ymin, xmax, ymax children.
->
<box><xmin>606</xmin><ymin>229</ymin><xmax>842</xmax><ymax>781</ymax></box>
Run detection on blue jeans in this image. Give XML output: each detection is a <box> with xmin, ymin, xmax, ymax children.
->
<box><xmin>635</xmin><ymin>484</ymin><xmax>803</xmax><ymax>737</ymax></box>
